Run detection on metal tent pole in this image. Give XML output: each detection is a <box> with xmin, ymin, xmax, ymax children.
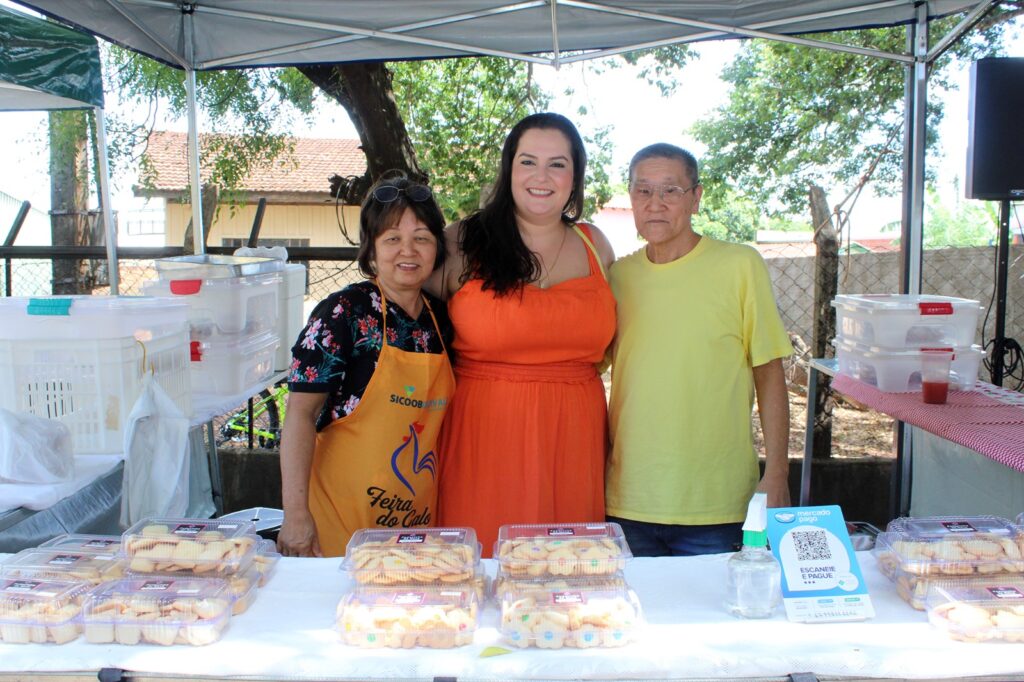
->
<box><xmin>184</xmin><ymin>11</ymin><xmax>205</xmax><ymax>255</ymax></box>
<box><xmin>93</xmin><ymin>106</ymin><xmax>119</xmax><ymax>294</ymax></box>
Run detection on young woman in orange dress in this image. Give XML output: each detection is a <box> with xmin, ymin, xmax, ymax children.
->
<box><xmin>428</xmin><ymin>113</ymin><xmax>616</xmax><ymax>555</ymax></box>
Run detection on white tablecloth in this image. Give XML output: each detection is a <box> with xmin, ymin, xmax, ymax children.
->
<box><xmin>2</xmin><ymin>553</ymin><xmax>1021</xmax><ymax>680</ymax></box>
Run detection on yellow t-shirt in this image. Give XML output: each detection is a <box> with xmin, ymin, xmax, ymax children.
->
<box><xmin>606</xmin><ymin>237</ymin><xmax>793</xmax><ymax>525</ymax></box>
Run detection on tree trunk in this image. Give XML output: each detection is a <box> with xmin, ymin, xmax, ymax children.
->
<box><xmin>49</xmin><ymin>111</ymin><xmax>93</xmax><ymax>295</ymax></box>
<box><xmin>182</xmin><ymin>185</ymin><xmax>220</xmax><ymax>255</ymax></box>
<box><xmin>298</xmin><ymin>63</ymin><xmax>425</xmax><ymax>204</ymax></box>
<box><xmin>809</xmin><ymin>184</ymin><xmax>839</xmax><ymax>459</ymax></box>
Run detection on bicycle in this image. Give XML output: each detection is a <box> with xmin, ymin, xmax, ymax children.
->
<box><xmin>218</xmin><ymin>383</ymin><xmax>289</xmax><ymax>449</ymax></box>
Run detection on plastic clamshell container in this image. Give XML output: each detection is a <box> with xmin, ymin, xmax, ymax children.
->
<box><xmin>0</xmin><ymin>296</ymin><xmax>192</xmax><ymax>453</ymax></box>
<box><xmin>494</xmin><ymin>572</ymin><xmax>628</xmax><ymax>603</ymax></box>
<box><xmin>342</xmin><ymin>528</ymin><xmax>480</xmax><ymax>585</ymax></box>
<box><xmin>833</xmin><ymin>338</ymin><xmax>985</xmax><ymax>392</ymax></box>
<box><xmin>832</xmin><ymin>294</ymin><xmax>982</xmax><ymax>348</ymax></box>
<box><xmin>0</xmin><ymin>578</ymin><xmax>88</xmax><ymax>644</ymax></box>
<box><xmin>0</xmin><ymin>548</ymin><xmax>125</xmax><ymax>586</ymax></box>
<box><xmin>121</xmin><ymin>518</ymin><xmax>258</xmax><ymax>576</ymax></box>
<box><xmin>495</xmin><ymin>522</ymin><xmax>632</xmax><ymax>579</ymax></box>
<box><xmin>227</xmin><ymin>565</ymin><xmax>260</xmax><ymax>615</ymax></box>
<box><xmin>253</xmin><ymin>539</ymin><xmax>281</xmax><ymax>588</ymax></box>
<box><xmin>499</xmin><ymin>580</ymin><xmax>642</xmax><ymax>649</ymax></box>
<box><xmin>926</xmin><ymin>579</ymin><xmax>1024</xmax><ymax>642</ymax></box>
<box><xmin>873</xmin><ymin>518</ymin><xmax>1024</xmax><ymax>579</ymax></box>
<box><xmin>39</xmin><ymin>534</ymin><xmax>121</xmax><ymax>555</ymax></box>
<box><xmin>81</xmin><ymin>577</ymin><xmax>232</xmax><ymax>646</ymax></box>
<box><xmin>336</xmin><ymin>586</ymin><xmax>479</xmax><ymax>648</ymax></box>
<box><xmin>144</xmin><ymin>271</ymin><xmax>280</xmax><ymax>339</ymax></box>
<box><xmin>155</xmin><ymin>254</ymin><xmax>285</xmax><ymax>279</ymax></box>
<box><xmin>190</xmin><ymin>330</ymin><xmax>278</xmax><ymax>397</ymax></box>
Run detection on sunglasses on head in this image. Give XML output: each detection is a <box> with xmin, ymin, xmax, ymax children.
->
<box><xmin>371</xmin><ymin>183</ymin><xmax>433</xmax><ymax>203</ymax></box>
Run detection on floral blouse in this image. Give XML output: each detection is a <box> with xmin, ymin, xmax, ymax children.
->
<box><xmin>288</xmin><ymin>280</ymin><xmax>454</xmax><ymax>431</ymax></box>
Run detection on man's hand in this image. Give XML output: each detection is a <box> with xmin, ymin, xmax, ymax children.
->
<box><xmin>757</xmin><ymin>470</ymin><xmax>791</xmax><ymax>508</ymax></box>
<box><xmin>277</xmin><ymin>513</ymin><xmax>322</xmax><ymax>557</ymax></box>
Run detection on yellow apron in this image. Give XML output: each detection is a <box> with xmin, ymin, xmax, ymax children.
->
<box><xmin>308</xmin><ymin>287</ymin><xmax>455</xmax><ymax>557</ymax></box>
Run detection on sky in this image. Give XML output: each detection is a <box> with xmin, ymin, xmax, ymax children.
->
<box><xmin>1</xmin><ymin>10</ymin><xmax>1021</xmax><ymax>246</ymax></box>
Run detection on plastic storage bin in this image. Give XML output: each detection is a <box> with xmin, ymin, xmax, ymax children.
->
<box><xmin>0</xmin><ymin>577</ymin><xmax>88</xmax><ymax>644</ymax></box>
<box><xmin>121</xmin><ymin>517</ymin><xmax>257</xmax><ymax>575</ymax></box>
<box><xmin>833</xmin><ymin>338</ymin><xmax>985</xmax><ymax>392</ymax></box>
<box><xmin>832</xmin><ymin>294</ymin><xmax>982</xmax><ymax>348</ymax></box>
<box><xmin>144</xmin><ymin>271</ymin><xmax>281</xmax><ymax>339</ymax></box>
<box><xmin>926</xmin><ymin>579</ymin><xmax>1024</xmax><ymax>642</ymax></box>
<box><xmin>154</xmin><ymin>254</ymin><xmax>284</xmax><ymax>280</ymax></box>
<box><xmin>190</xmin><ymin>330</ymin><xmax>278</xmax><ymax>396</ymax></box>
<box><xmin>0</xmin><ymin>548</ymin><xmax>125</xmax><ymax>585</ymax></box>
<box><xmin>0</xmin><ymin>296</ymin><xmax>192</xmax><ymax>453</ymax></box>
<box><xmin>82</xmin><ymin>577</ymin><xmax>232</xmax><ymax>646</ymax></box>
<box><xmin>499</xmin><ymin>580</ymin><xmax>642</xmax><ymax>648</ymax></box>
<box><xmin>342</xmin><ymin>528</ymin><xmax>480</xmax><ymax>585</ymax></box>
<box><xmin>38</xmin><ymin>534</ymin><xmax>121</xmax><ymax>555</ymax></box>
<box><xmin>276</xmin><ymin>263</ymin><xmax>306</xmax><ymax>371</ymax></box>
<box><xmin>336</xmin><ymin>586</ymin><xmax>479</xmax><ymax>648</ymax></box>
<box><xmin>495</xmin><ymin>523</ymin><xmax>632</xmax><ymax>579</ymax></box>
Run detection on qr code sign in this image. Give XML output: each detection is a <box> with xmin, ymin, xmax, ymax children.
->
<box><xmin>792</xmin><ymin>530</ymin><xmax>832</xmax><ymax>561</ymax></box>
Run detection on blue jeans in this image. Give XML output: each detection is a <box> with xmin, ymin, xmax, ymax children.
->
<box><xmin>608</xmin><ymin>516</ymin><xmax>742</xmax><ymax>557</ymax></box>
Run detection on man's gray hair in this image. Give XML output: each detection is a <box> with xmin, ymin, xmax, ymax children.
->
<box><xmin>628</xmin><ymin>143</ymin><xmax>699</xmax><ymax>186</ymax></box>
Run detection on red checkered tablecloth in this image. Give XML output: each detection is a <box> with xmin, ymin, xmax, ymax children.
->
<box><xmin>830</xmin><ymin>375</ymin><xmax>1024</xmax><ymax>473</ymax></box>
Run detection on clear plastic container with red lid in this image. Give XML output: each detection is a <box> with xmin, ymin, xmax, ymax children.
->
<box><xmin>926</xmin><ymin>579</ymin><xmax>1024</xmax><ymax>642</ymax></box>
<box><xmin>495</xmin><ymin>522</ymin><xmax>632</xmax><ymax>578</ymax></box>
<box><xmin>121</xmin><ymin>517</ymin><xmax>258</xmax><ymax>575</ymax></box>
<box><xmin>0</xmin><ymin>578</ymin><xmax>89</xmax><ymax>644</ymax></box>
<box><xmin>39</xmin><ymin>533</ymin><xmax>122</xmax><ymax>555</ymax></box>
<box><xmin>342</xmin><ymin>528</ymin><xmax>480</xmax><ymax>585</ymax></box>
<box><xmin>499</xmin><ymin>580</ymin><xmax>642</xmax><ymax>649</ymax></box>
<box><xmin>831</xmin><ymin>294</ymin><xmax>982</xmax><ymax>348</ymax></box>
<box><xmin>82</xmin><ymin>576</ymin><xmax>233</xmax><ymax>646</ymax></box>
<box><xmin>336</xmin><ymin>585</ymin><xmax>479</xmax><ymax>648</ymax></box>
<box><xmin>0</xmin><ymin>548</ymin><xmax>125</xmax><ymax>585</ymax></box>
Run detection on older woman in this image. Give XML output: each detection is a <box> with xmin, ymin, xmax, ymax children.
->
<box><xmin>278</xmin><ymin>176</ymin><xmax>454</xmax><ymax>557</ymax></box>
<box><xmin>429</xmin><ymin>112</ymin><xmax>616</xmax><ymax>555</ymax></box>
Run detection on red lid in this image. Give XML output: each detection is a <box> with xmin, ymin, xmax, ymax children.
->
<box><xmin>169</xmin><ymin>279</ymin><xmax>202</xmax><ymax>295</ymax></box>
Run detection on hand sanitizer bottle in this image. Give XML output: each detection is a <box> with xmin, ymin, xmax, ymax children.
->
<box><xmin>725</xmin><ymin>492</ymin><xmax>782</xmax><ymax>618</ymax></box>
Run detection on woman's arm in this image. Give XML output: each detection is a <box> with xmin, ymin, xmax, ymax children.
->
<box><xmin>278</xmin><ymin>390</ymin><xmax>329</xmax><ymax>557</ymax></box>
<box><xmin>424</xmin><ymin>222</ymin><xmax>466</xmax><ymax>300</ymax></box>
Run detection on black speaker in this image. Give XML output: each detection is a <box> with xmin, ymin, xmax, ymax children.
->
<box><xmin>966</xmin><ymin>57</ymin><xmax>1024</xmax><ymax>201</ymax></box>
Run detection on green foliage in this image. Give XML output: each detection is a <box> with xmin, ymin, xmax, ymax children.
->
<box><xmin>689</xmin><ymin>19</ymin><xmax>1008</xmax><ymax>216</ymax></box>
<box><xmin>924</xmin><ymin>187</ymin><xmax>998</xmax><ymax>248</ymax></box>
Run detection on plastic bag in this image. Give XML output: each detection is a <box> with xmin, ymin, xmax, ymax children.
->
<box><xmin>0</xmin><ymin>408</ymin><xmax>73</xmax><ymax>484</ymax></box>
<box><xmin>120</xmin><ymin>373</ymin><xmax>190</xmax><ymax>527</ymax></box>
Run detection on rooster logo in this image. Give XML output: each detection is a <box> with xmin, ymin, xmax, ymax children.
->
<box><xmin>390</xmin><ymin>422</ymin><xmax>436</xmax><ymax>496</ymax></box>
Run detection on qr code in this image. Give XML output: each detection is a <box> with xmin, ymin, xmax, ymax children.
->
<box><xmin>792</xmin><ymin>529</ymin><xmax>832</xmax><ymax>561</ymax></box>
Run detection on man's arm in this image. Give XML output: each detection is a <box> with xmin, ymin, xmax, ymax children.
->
<box><xmin>752</xmin><ymin>358</ymin><xmax>791</xmax><ymax>508</ymax></box>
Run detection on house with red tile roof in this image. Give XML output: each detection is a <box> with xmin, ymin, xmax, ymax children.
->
<box><xmin>136</xmin><ymin>131</ymin><xmax>367</xmax><ymax>248</ymax></box>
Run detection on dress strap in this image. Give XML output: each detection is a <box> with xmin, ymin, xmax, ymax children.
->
<box><xmin>573</xmin><ymin>223</ymin><xmax>607</xmax><ymax>280</ymax></box>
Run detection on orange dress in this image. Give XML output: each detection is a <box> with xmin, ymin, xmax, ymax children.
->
<box><xmin>438</xmin><ymin>224</ymin><xmax>616</xmax><ymax>556</ymax></box>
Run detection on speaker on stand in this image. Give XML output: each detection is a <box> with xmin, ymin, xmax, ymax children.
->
<box><xmin>966</xmin><ymin>57</ymin><xmax>1024</xmax><ymax>386</ymax></box>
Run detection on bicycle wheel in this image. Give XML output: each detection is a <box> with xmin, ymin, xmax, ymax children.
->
<box><xmin>218</xmin><ymin>389</ymin><xmax>282</xmax><ymax>449</ymax></box>
<box><xmin>256</xmin><ymin>389</ymin><xmax>282</xmax><ymax>449</ymax></box>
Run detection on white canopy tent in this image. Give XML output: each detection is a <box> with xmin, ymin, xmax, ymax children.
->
<box><xmin>1</xmin><ymin>4</ymin><xmax>119</xmax><ymax>293</ymax></box>
<box><xmin>12</xmin><ymin>0</ymin><xmax>1000</xmax><ymax>283</ymax></box>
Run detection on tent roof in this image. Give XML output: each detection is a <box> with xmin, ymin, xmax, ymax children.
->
<box><xmin>0</xmin><ymin>5</ymin><xmax>104</xmax><ymax>110</ymax></box>
<box><xmin>13</xmin><ymin>1</ymin><xmax>982</xmax><ymax>72</ymax></box>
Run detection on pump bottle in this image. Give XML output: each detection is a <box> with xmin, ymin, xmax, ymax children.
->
<box><xmin>725</xmin><ymin>493</ymin><xmax>782</xmax><ymax>618</ymax></box>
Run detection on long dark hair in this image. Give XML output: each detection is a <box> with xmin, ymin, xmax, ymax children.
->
<box><xmin>459</xmin><ymin>113</ymin><xmax>587</xmax><ymax>296</ymax></box>
<box><xmin>356</xmin><ymin>175</ymin><xmax>447</xmax><ymax>279</ymax></box>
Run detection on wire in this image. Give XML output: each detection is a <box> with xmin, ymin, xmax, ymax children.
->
<box><xmin>328</xmin><ymin>173</ymin><xmax>359</xmax><ymax>246</ymax></box>
<box><xmin>980</xmin><ymin>200</ymin><xmax>1024</xmax><ymax>391</ymax></box>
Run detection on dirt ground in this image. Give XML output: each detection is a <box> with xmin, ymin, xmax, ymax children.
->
<box><xmin>754</xmin><ymin>388</ymin><xmax>896</xmax><ymax>459</ymax></box>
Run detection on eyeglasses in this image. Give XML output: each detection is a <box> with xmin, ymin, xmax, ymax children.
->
<box><xmin>371</xmin><ymin>183</ymin><xmax>433</xmax><ymax>203</ymax></box>
<box><xmin>629</xmin><ymin>182</ymin><xmax>700</xmax><ymax>204</ymax></box>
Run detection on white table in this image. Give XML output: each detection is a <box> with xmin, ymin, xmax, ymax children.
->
<box><xmin>2</xmin><ymin>554</ymin><xmax>1022</xmax><ymax>681</ymax></box>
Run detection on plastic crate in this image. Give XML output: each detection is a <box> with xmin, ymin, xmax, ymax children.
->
<box><xmin>832</xmin><ymin>294</ymin><xmax>982</xmax><ymax>348</ymax></box>
<box><xmin>0</xmin><ymin>296</ymin><xmax>191</xmax><ymax>454</ymax></box>
<box><xmin>833</xmin><ymin>338</ymin><xmax>985</xmax><ymax>392</ymax></box>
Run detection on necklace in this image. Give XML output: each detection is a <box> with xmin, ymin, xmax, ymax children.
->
<box><xmin>539</xmin><ymin>227</ymin><xmax>568</xmax><ymax>288</ymax></box>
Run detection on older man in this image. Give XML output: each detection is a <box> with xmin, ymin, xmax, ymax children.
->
<box><xmin>606</xmin><ymin>143</ymin><xmax>793</xmax><ymax>556</ymax></box>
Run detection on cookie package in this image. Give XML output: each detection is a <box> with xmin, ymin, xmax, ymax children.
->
<box><xmin>38</xmin><ymin>534</ymin><xmax>122</xmax><ymax>556</ymax></box>
<box><xmin>120</xmin><ymin>517</ymin><xmax>258</xmax><ymax>576</ymax></box>
<box><xmin>341</xmin><ymin>528</ymin><xmax>480</xmax><ymax>586</ymax></box>
<box><xmin>0</xmin><ymin>577</ymin><xmax>89</xmax><ymax>645</ymax></box>
<box><xmin>0</xmin><ymin>548</ymin><xmax>126</xmax><ymax>586</ymax></box>
<box><xmin>926</xmin><ymin>578</ymin><xmax>1024</xmax><ymax>642</ymax></box>
<box><xmin>495</xmin><ymin>522</ymin><xmax>633</xmax><ymax>579</ymax></box>
<box><xmin>336</xmin><ymin>585</ymin><xmax>479</xmax><ymax>649</ymax></box>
